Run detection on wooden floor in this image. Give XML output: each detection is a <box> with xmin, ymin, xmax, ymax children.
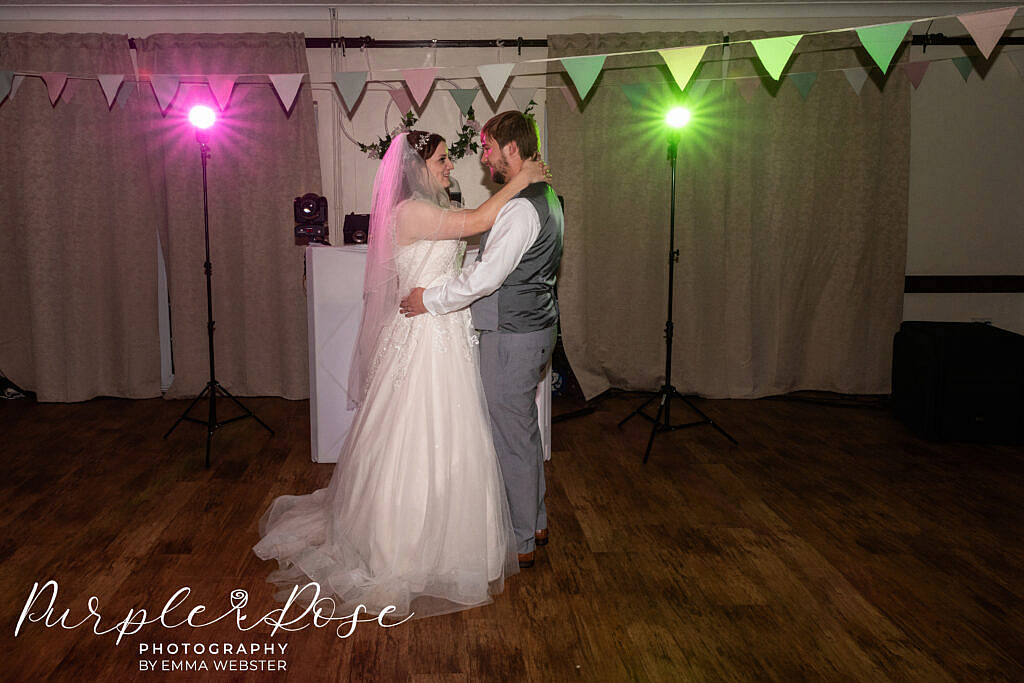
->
<box><xmin>1</xmin><ymin>393</ymin><xmax>1021</xmax><ymax>681</ymax></box>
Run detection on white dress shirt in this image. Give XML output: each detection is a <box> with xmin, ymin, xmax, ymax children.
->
<box><xmin>422</xmin><ymin>198</ymin><xmax>541</xmax><ymax>316</ymax></box>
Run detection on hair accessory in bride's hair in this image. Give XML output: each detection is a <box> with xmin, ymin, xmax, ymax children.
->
<box><xmin>411</xmin><ymin>133</ymin><xmax>430</xmax><ymax>154</ymax></box>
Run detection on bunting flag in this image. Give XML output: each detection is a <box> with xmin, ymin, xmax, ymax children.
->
<box><xmin>388</xmin><ymin>88</ymin><xmax>413</xmax><ymax>114</ymax></box>
<box><xmin>97</xmin><ymin>74</ymin><xmax>124</xmax><ymax>107</ymax></box>
<box><xmin>402</xmin><ymin>68</ymin><xmax>437</xmax><ymax>107</ymax></box>
<box><xmin>620</xmin><ymin>82</ymin><xmax>648</xmax><ymax>110</ymax></box>
<box><xmin>0</xmin><ymin>71</ymin><xmax>13</xmax><ymax>102</ymax></box>
<box><xmin>903</xmin><ymin>61</ymin><xmax>930</xmax><ymax>89</ymax></box>
<box><xmin>736</xmin><ymin>77</ymin><xmax>760</xmax><ymax>102</ymax></box>
<box><xmin>268</xmin><ymin>73</ymin><xmax>303</xmax><ymax>112</ymax></box>
<box><xmin>689</xmin><ymin>79</ymin><xmax>711</xmax><ymax>100</ymax></box>
<box><xmin>843</xmin><ymin>67</ymin><xmax>870</xmax><ymax>94</ymax></box>
<box><xmin>951</xmin><ymin>57</ymin><xmax>974</xmax><ymax>81</ymax></box>
<box><xmin>478</xmin><ymin>63</ymin><xmax>515</xmax><ymax>101</ymax></box>
<box><xmin>856</xmin><ymin>22</ymin><xmax>913</xmax><ymax>74</ymax></box>
<box><xmin>150</xmin><ymin>75</ymin><xmax>180</xmax><ymax>112</ymax></box>
<box><xmin>10</xmin><ymin>75</ymin><xmax>25</xmax><ymax>100</ymax></box>
<box><xmin>559</xmin><ymin>86</ymin><xmax>578</xmax><ymax>112</ymax></box>
<box><xmin>788</xmin><ymin>72</ymin><xmax>817</xmax><ymax>99</ymax></box>
<box><xmin>561</xmin><ymin>55</ymin><xmax>605</xmax><ymax>100</ymax></box>
<box><xmin>958</xmin><ymin>7</ymin><xmax>1019</xmax><ymax>59</ymax></box>
<box><xmin>207</xmin><ymin>75</ymin><xmax>237</xmax><ymax>110</ymax></box>
<box><xmin>116</xmin><ymin>81</ymin><xmax>135</xmax><ymax>109</ymax></box>
<box><xmin>41</xmin><ymin>72</ymin><xmax>68</xmax><ymax>105</ymax></box>
<box><xmin>449</xmin><ymin>88</ymin><xmax>478</xmax><ymax>116</ymax></box>
<box><xmin>1010</xmin><ymin>51</ymin><xmax>1024</xmax><ymax>80</ymax></box>
<box><xmin>751</xmin><ymin>35</ymin><xmax>803</xmax><ymax>80</ymax></box>
<box><xmin>658</xmin><ymin>46</ymin><xmax>707</xmax><ymax>91</ymax></box>
<box><xmin>334</xmin><ymin>71</ymin><xmax>368</xmax><ymax>111</ymax></box>
<box><xmin>509</xmin><ymin>87</ymin><xmax>537</xmax><ymax>111</ymax></box>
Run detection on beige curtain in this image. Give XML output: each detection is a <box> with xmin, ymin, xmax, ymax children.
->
<box><xmin>549</xmin><ymin>31</ymin><xmax>910</xmax><ymax>399</ymax></box>
<box><xmin>135</xmin><ymin>33</ymin><xmax>321</xmax><ymax>399</ymax></box>
<box><xmin>0</xmin><ymin>33</ymin><xmax>162</xmax><ymax>402</ymax></box>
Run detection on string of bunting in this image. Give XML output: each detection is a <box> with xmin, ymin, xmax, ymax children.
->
<box><xmin>1</xmin><ymin>6</ymin><xmax>1021</xmax><ymax>116</ymax></box>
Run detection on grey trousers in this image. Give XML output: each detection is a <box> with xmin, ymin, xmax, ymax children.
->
<box><xmin>478</xmin><ymin>326</ymin><xmax>557</xmax><ymax>554</ymax></box>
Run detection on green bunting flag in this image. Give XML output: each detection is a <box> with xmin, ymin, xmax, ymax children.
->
<box><xmin>751</xmin><ymin>35</ymin><xmax>803</xmax><ymax>80</ymax></box>
<box><xmin>333</xmin><ymin>71</ymin><xmax>368</xmax><ymax>111</ymax></box>
<box><xmin>449</xmin><ymin>88</ymin><xmax>478</xmax><ymax>116</ymax></box>
<box><xmin>620</xmin><ymin>83</ymin><xmax>649</xmax><ymax>110</ymax></box>
<box><xmin>787</xmin><ymin>72</ymin><xmax>817</xmax><ymax>99</ymax></box>
<box><xmin>561</xmin><ymin>55</ymin><xmax>606</xmax><ymax>100</ymax></box>
<box><xmin>952</xmin><ymin>57</ymin><xmax>974</xmax><ymax>81</ymax></box>
<box><xmin>658</xmin><ymin>46</ymin><xmax>707</xmax><ymax>91</ymax></box>
<box><xmin>856</xmin><ymin>22</ymin><xmax>913</xmax><ymax>74</ymax></box>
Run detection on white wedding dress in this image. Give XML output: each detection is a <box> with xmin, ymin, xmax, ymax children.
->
<box><xmin>253</xmin><ymin>237</ymin><xmax>518</xmax><ymax>618</ymax></box>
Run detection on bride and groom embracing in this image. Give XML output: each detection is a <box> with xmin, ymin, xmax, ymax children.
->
<box><xmin>253</xmin><ymin>111</ymin><xmax>564</xmax><ymax>619</ymax></box>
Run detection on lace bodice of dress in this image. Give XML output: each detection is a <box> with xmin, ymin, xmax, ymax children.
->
<box><xmin>396</xmin><ymin>238</ymin><xmax>464</xmax><ymax>290</ymax></box>
<box><xmin>363</xmin><ymin>237</ymin><xmax>475</xmax><ymax>397</ymax></box>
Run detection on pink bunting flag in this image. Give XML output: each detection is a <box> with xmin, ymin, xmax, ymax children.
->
<box><xmin>41</xmin><ymin>72</ymin><xmax>67</xmax><ymax>105</ymax></box>
<box><xmin>150</xmin><ymin>75</ymin><xmax>180</xmax><ymax>112</ymax></box>
<box><xmin>735</xmin><ymin>77</ymin><xmax>760</xmax><ymax>102</ymax></box>
<box><xmin>268</xmin><ymin>74</ymin><xmax>304</xmax><ymax>112</ymax></box>
<box><xmin>559</xmin><ymin>86</ymin><xmax>578</xmax><ymax>112</ymax></box>
<box><xmin>207</xmin><ymin>75</ymin><xmax>237</xmax><ymax>110</ymax></box>
<box><xmin>60</xmin><ymin>79</ymin><xmax>78</xmax><ymax>104</ymax></box>
<box><xmin>389</xmin><ymin>88</ymin><xmax>414</xmax><ymax>114</ymax></box>
<box><xmin>402</xmin><ymin>68</ymin><xmax>437</xmax><ymax>107</ymax></box>
<box><xmin>903</xmin><ymin>61</ymin><xmax>931</xmax><ymax>89</ymax></box>
<box><xmin>97</xmin><ymin>74</ymin><xmax>124</xmax><ymax>108</ymax></box>
<box><xmin>957</xmin><ymin>7</ymin><xmax>1019</xmax><ymax>59</ymax></box>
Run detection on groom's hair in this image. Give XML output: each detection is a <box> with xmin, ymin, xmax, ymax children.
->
<box><xmin>481</xmin><ymin>111</ymin><xmax>539</xmax><ymax>161</ymax></box>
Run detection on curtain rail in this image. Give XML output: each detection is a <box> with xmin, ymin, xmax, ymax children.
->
<box><xmin>124</xmin><ymin>34</ymin><xmax>1024</xmax><ymax>51</ymax></box>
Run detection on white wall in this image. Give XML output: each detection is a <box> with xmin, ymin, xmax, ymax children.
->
<box><xmin>3</xmin><ymin>6</ymin><xmax>1023</xmax><ymax>335</ymax></box>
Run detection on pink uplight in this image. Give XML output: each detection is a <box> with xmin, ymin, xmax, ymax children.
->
<box><xmin>188</xmin><ymin>105</ymin><xmax>216</xmax><ymax>130</ymax></box>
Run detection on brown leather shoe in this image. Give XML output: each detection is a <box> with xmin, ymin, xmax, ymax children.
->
<box><xmin>534</xmin><ymin>528</ymin><xmax>549</xmax><ymax>546</ymax></box>
<box><xmin>518</xmin><ymin>551</ymin><xmax>535</xmax><ymax>568</ymax></box>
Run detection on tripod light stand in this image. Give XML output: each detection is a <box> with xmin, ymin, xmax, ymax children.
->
<box><xmin>619</xmin><ymin>107</ymin><xmax>737</xmax><ymax>463</ymax></box>
<box><xmin>164</xmin><ymin>105</ymin><xmax>275</xmax><ymax>467</ymax></box>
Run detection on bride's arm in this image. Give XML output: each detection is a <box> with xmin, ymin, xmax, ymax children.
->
<box><xmin>397</xmin><ymin>160</ymin><xmax>547</xmax><ymax>243</ymax></box>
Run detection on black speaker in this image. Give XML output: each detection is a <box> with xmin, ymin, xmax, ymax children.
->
<box><xmin>342</xmin><ymin>213</ymin><xmax>369</xmax><ymax>244</ymax></box>
<box><xmin>892</xmin><ymin>321</ymin><xmax>1024</xmax><ymax>444</ymax></box>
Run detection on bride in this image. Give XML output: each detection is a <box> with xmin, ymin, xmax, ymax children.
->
<box><xmin>253</xmin><ymin>130</ymin><xmax>547</xmax><ymax>618</ymax></box>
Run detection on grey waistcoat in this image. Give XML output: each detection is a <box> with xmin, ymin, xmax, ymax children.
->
<box><xmin>470</xmin><ymin>182</ymin><xmax>563</xmax><ymax>333</ymax></box>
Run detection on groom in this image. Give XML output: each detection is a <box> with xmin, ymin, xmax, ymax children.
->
<box><xmin>400</xmin><ymin>110</ymin><xmax>563</xmax><ymax>569</ymax></box>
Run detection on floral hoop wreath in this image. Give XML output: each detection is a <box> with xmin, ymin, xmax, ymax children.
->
<box><xmin>356</xmin><ymin>82</ymin><xmax>482</xmax><ymax>161</ymax></box>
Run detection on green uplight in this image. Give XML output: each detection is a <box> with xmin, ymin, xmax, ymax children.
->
<box><xmin>665</xmin><ymin>107</ymin><xmax>691</xmax><ymax>129</ymax></box>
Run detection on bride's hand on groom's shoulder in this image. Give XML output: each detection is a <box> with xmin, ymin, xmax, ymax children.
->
<box><xmin>400</xmin><ymin>288</ymin><xmax>427</xmax><ymax>318</ymax></box>
<box><xmin>520</xmin><ymin>157</ymin><xmax>552</xmax><ymax>186</ymax></box>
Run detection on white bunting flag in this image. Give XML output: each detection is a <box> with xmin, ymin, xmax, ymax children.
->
<box><xmin>478</xmin><ymin>63</ymin><xmax>515</xmax><ymax>101</ymax></box>
<box><xmin>98</xmin><ymin>74</ymin><xmax>124</xmax><ymax>108</ymax></box>
<box><xmin>150</xmin><ymin>75</ymin><xmax>180</xmax><ymax>112</ymax></box>
<box><xmin>509</xmin><ymin>87</ymin><xmax>537</xmax><ymax>112</ymax></box>
<box><xmin>843</xmin><ymin>67</ymin><xmax>870</xmax><ymax>94</ymax></box>
<box><xmin>268</xmin><ymin>73</ymin><xmax>304</xmax><ymax>112</ymax></box>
